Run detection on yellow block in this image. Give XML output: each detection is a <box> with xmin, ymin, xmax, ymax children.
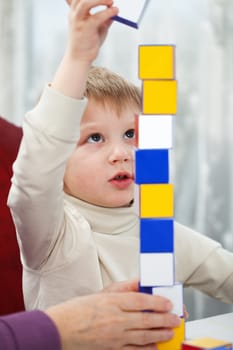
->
<box><xmin>139</xmin><ymin>45</ymin><xmax>175</xmax><ymax>80</ymax></box>
<box><xmin>140</xmin><ymin>184</ymin><xmax>173</xmax><ymax>218</ymax></box>
<box><xmin>143</xmin><ymin>80</ymin><xmax>177</xmax><ymax>115</ymax></box>
<box><xmin>157</xmin><ymin>317</ymin><xmax>185</xmax><ymax>350</ymax></box>
<box><xmin>182</xmin><ymin>337</ymin><xmax>232</xmax><ymax>349</ymax></box>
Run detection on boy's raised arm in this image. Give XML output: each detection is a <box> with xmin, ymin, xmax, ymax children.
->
<box><xmin>7</xmin><ymin>0</ymin><xmax>118</xmax><ymax>269</ymax></box>
<box><xmin>52</xmin><ymin>0</ymin><xmax>118</xmax><ymax>99</ymax></box>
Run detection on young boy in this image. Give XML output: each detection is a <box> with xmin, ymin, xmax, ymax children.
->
<box><xmin>8</xmin><ymin>0</ymin><xmax>233</xmax><ymax>313</ymax></box>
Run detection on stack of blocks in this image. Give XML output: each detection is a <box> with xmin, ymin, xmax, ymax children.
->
<box><xmin>136</xmin><ymin>45</ymin><xmax>185</xmax><ymax>349</ymax></box>
<box><xmin>136</xmin><ymin>45</ymin><xmax>233</xmax><ymax>350</ymax></box>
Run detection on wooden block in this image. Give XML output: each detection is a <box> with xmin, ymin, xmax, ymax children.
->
<box><xmin>152</xmin><ymin>283</ymin><xmax>183</xmax><ymax>317</ymax></box>
<box><xmin>143</xmin><ymin>80</ymin><xmax>177</xmax><ymax>115</ymax></box>
<box><xmin>135</xmin><ymin>149</ymin><xmax>169</xmax><ymax>184</ymax></box>
<box><xmin>140</xmin><ymin>218</ymin><xmax>174</xmax><ymax>253</ymax></box>
<box><xmin>138</xmin><ymin>114</ymin><xmax>173</xmax><ymax>149</ymax></box>
<box><xmin>157</xmin><ymin>317</ymin><xmax>185</xmax><ymax>350</ymax></box>
<box><xmin>140</xmin><ymin>252</ymin><xmax>174</xmax><ymax>286</ymax></box>
<box><xmin>139</xmin><ymin>45</ymin><xmax>175</xmax><ymax>80</ymax></box>
<box><xmin>138</xmin><ymin>285</ymin><xmax>153</xmax><ymax>294</ymax></box>
<box><xmin>182</xmin><ymin>337</ymin><xmax>232</xmax><ymax>349</ymax></box>
<box><xmin>113</xmin><ymin>0</ymin><xmax>149</xmax><ymax>28</ymax></box>
<box><xmin>140</xmin><ymin>184</ymin><xmax>174</xmax><ymax>218</ymax></box>
<box><xmin>91</xmin><ymin>0</ymin><xmax>149</xmax><ymax>28</ymax></box>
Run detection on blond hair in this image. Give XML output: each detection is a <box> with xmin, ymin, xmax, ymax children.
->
<box><xmin>85</xmin><ymin>66</ymin><xmax>141</xmax><ymax>114</ymax></box>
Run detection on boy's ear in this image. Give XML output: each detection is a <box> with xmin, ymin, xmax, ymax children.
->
<box><xmin>66</xmin><ymin>0</ymin><xmax>72</xmax><ymax>5</ymax></box>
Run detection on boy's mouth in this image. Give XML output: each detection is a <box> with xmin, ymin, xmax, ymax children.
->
<box><xmin>109</xmin><ymin>172</ymin><xmax>134</xmax><ymax>189</ymax></box>
<box><xmin>111</xmin><ymin>171</ymin><xmax>133</xmax><ymax>180</ymax></box>
<box><xmin>114</xmin><ymin>174</ymin><xmax>129</xmax><ymax>180</ymax></box>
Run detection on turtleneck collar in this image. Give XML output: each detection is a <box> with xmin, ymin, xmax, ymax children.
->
<box><xmin>64</xmin><ymin>193</ymin><xmax>138</xmax><ymax>235</ymax></box>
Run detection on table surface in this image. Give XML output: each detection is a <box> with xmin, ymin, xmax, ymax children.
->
<box><xmin>186</xmin><ymin>312</ymin><xmax>233</xmax><ymax>342</ymax></box>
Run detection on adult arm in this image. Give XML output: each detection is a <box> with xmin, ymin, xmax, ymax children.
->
<box><xmin>7</xmin><ymin>0</ymin><xmax>119</xmax><ymax>270</ymax></box>
<box><xmin>45</xmin><ymin>285</ymin><xmax>181</xmax><ymax>350</ymax></box>
<box><xmin>0</xmin><ymin>310</ymin><xmax>61</xmax><ymax>350</ymax></box>
<box><xmin>0</xmin><ymin>280</ymin><xmax>182</xmax><ymax>350</ymax></box>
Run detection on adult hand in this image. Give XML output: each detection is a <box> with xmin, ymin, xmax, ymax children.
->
<box><xmin>101</xmin><ymin>278</ymin><xmax>139</xmax><ymax>293</ymax></box>
<box><xmin>45</xmin><ymin>280</ymin><xmax>181</xmax><ymax>350</ymax></box>
<box><xmin>104</xmin><ymin>279</ymin><xmax>189</xmax><ymax>319</ymax></box>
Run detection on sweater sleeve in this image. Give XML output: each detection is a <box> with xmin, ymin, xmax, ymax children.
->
<box><xmin>0</xmin><ymin>310</ymin><xmax>61</xmax><ymax>350</ymax></box>
<box><xmin>7</xmin><ymin>86</ymin><xmax>87</xmax><ymax>269</ymax></box>
<box><xmin>175</xmin><ymin>222</ymin><xmax>233</xmax><ymax>303</ymax></box>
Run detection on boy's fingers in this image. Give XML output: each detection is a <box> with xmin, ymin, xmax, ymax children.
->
<box><xmin>92</xmin><ymin>5</ymin><xmax>118</xmax><ymax>23</ymax></box>
<box><xmin>86</xmin><ymin>0</ymin><xmax>114</xmax><ymax>10</ymax></box>
<box><xmin>74</xmin><ymin>0</ymin><xmax>113</xmax><ymax>16</ymax></box>
<box><xmin>76</xmin><ymin>0</ymin><xmax>118</xmax><ymax>21</ymax></box>
<box><xmin>68</xmin><ymin>0</ymin><xmax>79</xmax><ymax>9</ymax></box>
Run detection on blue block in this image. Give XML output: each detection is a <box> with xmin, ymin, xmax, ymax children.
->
<box><xmin>139</xmin><ymin>284</ymin><xmax>153</xmax><ymax>294</ymax></box>
<box><xmin>113</xmin><ymin>15</ymin><xmax>139</xmax><ymax>29</ymax></box>
<box><xmin>140</xmin><ymin>219</ymin><xmax>174</xmax><ymax>253</ymax></box>
<box><xmin>135</xmin><ymin>149</ymin><xmax>169</xmax><ymax>184</ymax></box>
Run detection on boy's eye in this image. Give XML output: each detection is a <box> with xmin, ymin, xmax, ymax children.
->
<box><xmin>87</xmin><ymin>133</ymin><xmax>103</xmax><ymax>143</ymax></box>
<box><xmin>124</xmin><ymin>129</ymin><xmax>135</xmax><ymax>139</ymax></box>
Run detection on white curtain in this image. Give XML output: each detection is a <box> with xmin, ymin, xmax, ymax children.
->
<box><xmin>0</xmin><ymin>0</ymin><xmax>32</xmax><ymax>124</ymax></box>
<box><xmin>174</xmin><ymin>0</ymin><xmax>233</xmax><ymax>319</ymax></box>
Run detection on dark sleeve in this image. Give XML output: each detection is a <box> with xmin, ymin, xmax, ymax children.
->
<box><xmin>0</xmin><ymin>310</ymin><xmax>61</xmax><ymax>350</ymax></box>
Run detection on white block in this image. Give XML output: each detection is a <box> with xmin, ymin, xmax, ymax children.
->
<box><xmin>113</xmin><ymin>0</ymin><xmax>149</xmax><ymax>28</ymax></box>
<box><xmin>138</xmin><ymin>114</ymin><xmax>173</xmax><ymax>149</ymax></box>
<box><xmin>140</xmin><ymin>253</ymin><xmax>174</xmax><ymax>286</ymax></box>
<box><xmin>90</xmin><ymin>0</ymin><xmax>149</xmax><ymax>28</ymax></box>
<box><xmin>152</xmin><ymin>283</ymin><xmax>183</xmax><ymax>317</ymax></box>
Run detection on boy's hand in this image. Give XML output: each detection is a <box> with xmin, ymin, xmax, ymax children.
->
<box><xmin>66</xmin><ymin>0</ymin><xmax>118</xmax><ymax>64</ymax></box>
<box><xmin>52</xmin><ymin>0</ymin><xmax>118</xmax><ymax>99</ymax></box>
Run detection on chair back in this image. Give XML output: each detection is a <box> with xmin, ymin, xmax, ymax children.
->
<box><xmin>0</xmin><ymin>117</ymin><xmax>25</xmax><ymax>314</ymax></box>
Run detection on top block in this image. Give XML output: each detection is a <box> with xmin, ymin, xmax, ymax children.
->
<box><xmin>91</xmin><ymin>0</ymin><xmax>150</xmax><ymax>29</ymax></box>
<box><xmin>139</xmin><ymin>45</ymin><xmax>175</xmax><ymax>80</ymax></box>
<box><xmin>113</xmin><ymin>0</ymin><xmax>150</xmax><ymax>29</ymax></box>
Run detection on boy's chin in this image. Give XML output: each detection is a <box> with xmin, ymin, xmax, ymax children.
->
<box><xmin>97</xmin><ymin>198</ymin><xmax>134</xmax><ymax>209</ymax></box>
<box><xmin>112</xmin><ymin>199</ymin><xmax>134</xmax><ymax>208</ymax></box>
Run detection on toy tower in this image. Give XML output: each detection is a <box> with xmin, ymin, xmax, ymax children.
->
<box><xmin>136</xmin><ymin>45</ymin><xmax>185</xmax><ymax>349</ymax></box>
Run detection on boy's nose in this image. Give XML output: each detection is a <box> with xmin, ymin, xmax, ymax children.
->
<box><xmin>108</xmin><ymin>144</ymin><xmax>133</xmax><ymax>164</ymax></box>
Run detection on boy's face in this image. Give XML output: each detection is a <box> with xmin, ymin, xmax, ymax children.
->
<box><xmin>64</xmin><ymin>99</ymin><xmax>137</xmax><ymax>208</ymax></box>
